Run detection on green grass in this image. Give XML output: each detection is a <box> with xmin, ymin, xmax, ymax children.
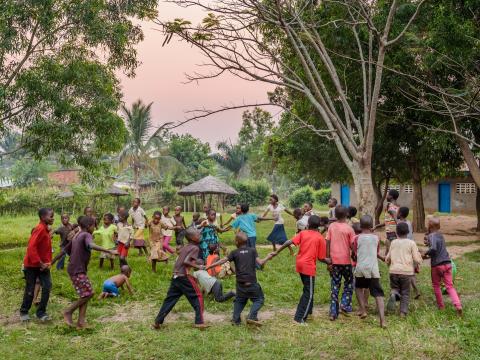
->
<box><xmin>0</xmin><ymin>210</ymin><xmax>479</xmax><ymax>359</ymax></box>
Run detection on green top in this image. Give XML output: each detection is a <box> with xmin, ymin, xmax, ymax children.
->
<box><xmin>93</xmin><ymin>224</ymin><xmax>117</xmax><ymax>249</ymax></box>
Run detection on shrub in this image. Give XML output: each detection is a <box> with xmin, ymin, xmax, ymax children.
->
<box><xmin>288</xmin><ymin>186</ymin><xmax>315</xmax><ymax>208</ymax></box>
<box><xmin>228</xmin><ymin>179</ymin><xmax>270</xmax><ymax>206</ymax></box>
<box><xmin>314</xmin><ymin>188</ymin><xmax>331</xmax><ymax>205</ymax></box>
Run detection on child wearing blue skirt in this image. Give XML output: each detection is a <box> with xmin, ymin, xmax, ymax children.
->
<box><xmin>263</xmin><ymin>194</ymin><xmax>294</xmax><ymax>255</ymax></box>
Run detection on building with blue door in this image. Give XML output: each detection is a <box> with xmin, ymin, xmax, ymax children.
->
<box><xmin>331</xmin><ymin>176</ymin><xmax>478</xmax><ymax>214</ymax></box>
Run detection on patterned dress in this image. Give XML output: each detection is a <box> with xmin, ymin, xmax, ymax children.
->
<box><xmin>200</xmin><ymin>223</ymin><xmax>220</xmax><ymax>260</ymax></box>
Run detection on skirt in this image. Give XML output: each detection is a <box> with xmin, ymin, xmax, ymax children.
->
<box><xmin>150</xmin><ymin>241</ymin><xmax>169</xmax><ymax>261</ymax></box>
<box><xmin>133</xmin><ymin>228</ymin><xmax>145</xmax><ymax>248</ymax></box>
<box><xmin>267</xmin><ymin>224</ymin><xmax>288</xmax><ymax>245</ymax></box>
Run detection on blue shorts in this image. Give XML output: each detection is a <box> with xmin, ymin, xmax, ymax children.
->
<box><xmin>102</xmin><ymin>280</ymin><xmax>119</xmax><ymax>296</ymax></box>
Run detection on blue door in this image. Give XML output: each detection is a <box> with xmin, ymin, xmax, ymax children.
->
<box><xmin>438</xmin><ymin>183</ymin><xmax>451</xmax><ymax>213</ymax></box>
<box><xmin>340</xmin><ymin>184</ymin><xmax>350</xmax><ymax>207</ymax></box>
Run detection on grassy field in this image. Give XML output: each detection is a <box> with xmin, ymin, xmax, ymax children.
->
<box><xmin>0</xmin><ymin>209</ymin><xmax>479</xmax><ymax>359</ymax></box>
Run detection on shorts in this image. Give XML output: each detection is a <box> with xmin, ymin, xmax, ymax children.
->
<box><xmin>102</xmin><ymin>280</ymin><xmax>119</xmax><ymax>296</ymax></box>
<box><xmin>70</xmin><ymin>273</ymin><xmax>94</xmax><ymax>298</ymax></box>
<box><xmin>355</xmin><ymin>277</ymin><xmax>384</xmax><ymax>298</ymax></box>
<box><xmin>117</xmin><ymin>242</ymin><xmax>129</xmax><ymax>257</ymax></box>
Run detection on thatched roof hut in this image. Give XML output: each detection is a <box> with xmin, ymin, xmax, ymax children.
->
<box><xmin>178</xmin><ymin>175</ymin><xmax>238</xmax><ymax>212</ymax></box>
<box><xmin>106</xmin><ymin>185</ymin><xmax>129</xmax><ymax>196</ymax></box>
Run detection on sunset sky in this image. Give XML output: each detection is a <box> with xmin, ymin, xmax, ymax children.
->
<box><xmin>118</xmin><ymin>2</ymin><xmax>276</xmax><ymax>147</ymax></box>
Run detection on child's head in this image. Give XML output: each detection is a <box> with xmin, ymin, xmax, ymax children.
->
<box><xmin>196</xmin><ymin>258</ymin><xmax>205</xmax><ymax>266</ymax></box>
<box><xmin>39</xmin><ymin>208</ymin><xmax>54</xmax><ymax>225</ymax></box>
<box><xmin>387</xmin><ymin>189</ymin><xmax>399</xmax><ymax>202</ymax></box>
<box><xmin>359</xmin><ymin>215</ymin><xmax>373</xmax><ymax>231</ymax></box>
<box><xmin>121</xmin><ymin>265</ymin><xmax>132</xmax><ymax>277</ymax></box>
<box><xmin>319</xmin><ymin>216</ymin><xmax>329</xmax><ymax>227</ymax></box>
<box><xmin>153</xmin><ymin>211</ymin><xmax>162</xmax><ymax>224</ymax></box>
<box><xmin>174</xmin><ymin>206</ymin><xmax>182</xmax><ymax>215</ymax></box>
<box><xmin>162</xmin><ymin>206</ymin><xmax>170</xmax><ymax>217</ymax></box>
<box><xmin>132</xmin><ymin>197</ymin><xmax>141</xmax><ymax>208</ymax></box>
<box><xmin>208</xmin><ymin>243</ymin><xmax>219</xmax><ymax>255</ymax></box>
<box><xmin>79</xmin><ymin>216</ymin><xmax>95</xmax><ymax>233</ymax></box>
<box><xmin>269</xmin><ymin>194</ymin><xmax>279</xmax><ymax>205</ymax></box>
<box><xmin>103</xmin><ymin>213</ymin><xmax>114</xmax><ymax>226</ymax></box>
<box><xmin>84</xmin><ymin>206</ymin><xmax>93</xmax><ymax>217</ymax></box>
<box><xmin>352</xmin><ymin>222</ymin><xmax>362</xmax><ymax>235</ymax></box>
<box><xmin>328</xmin><ymin>198</ymin><xmax>338</xmax><ymax>208</ymax></box>
<box><xmin>240</xmin><ymin>203</ymin><xmax>249</xmax><ymax>214</ymax></box>
<box><xmin>185</xmin><ymin>227</ymin><xmax>200</xmax><ymax>244</ymax></box>
<box><xmin>234</xmin><ymin>204</ymin><xmax>242</xmax><ymax>215</ymax></box>
<box><xmin>302</xmin><ymin>202</ymin><xmax>313</xmax><ymax>214</ymax></box>
<box><xmin>307</xmin><ymin>215</ymin><xmax>321</xmax><ymax>230</ymax></box>
<box><xmin>398</xmin><ymin>206</ymin><xmax>409</xmax><ymax>220</ymax></box>
<box><xmin>234</xmin><ymin>232</ymin><xmax>248</xmax><ymax>248</ymax></box>
<box><xmin>293</xmin><ymin>208</ymin><xmax>303</xmax><ymax>220</ymax></box>
<box><xmin>192</xmin><ymin>212</ymin><xmax>200</xmax><ymax>222</ymax></box>
<box><xmin>117</xmin><ymin>205</ymin><xmax>126</xmax><ymax>215</ymax></box>
<box><xmin>60</xmin><ymin>213</ymin><xmax>70</xmax><ymax>226</ymax></box>
<box><xmin>347</xmin><ymin>206</ymin><xmax>357</xmax><ymax>219</ymax></box>
<box><xmin>203</xmin><ymin>204</ymin><xmax>210</xmax><ymax>214</ymax></box>
<box><xmin>335</xmin><ymin>205</ymin><xmax>348</xmax><ymax>221</ymax></box>
<box><xmin>427</xmin><ymin>216</ymin><xmax>441</xmax><ymax>232</ymax></box>
<box><xmin>396</xmin><ymin>222</ymin><xmax>410</xmax><ymax>238</ymax></box>
<box><xmin>207</xmin><ymin>209</ymin><xmax>216</xmax><ymax>222</ymax></box>
<box><xmin>119</xmin><ymin>210</ymin><xmax>129</xmax><ymax>223</ymax></box>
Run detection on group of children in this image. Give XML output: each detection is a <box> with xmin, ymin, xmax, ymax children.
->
<box><xmin>19</xmin><ymin>191</ymin><xmax>463</xmax><ymax>330</ymax></box>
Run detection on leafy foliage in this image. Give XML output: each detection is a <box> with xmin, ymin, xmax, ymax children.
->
<box><xmin>288</xmin><ymin>185</ymin><xmax>315</xmax><ymax>208</ymax></box>
<box><xmin>10</xmin><ymin>159</ymin><xmax>55</xmax><ymax>187</ymax></box>
<box><xmin>212</xmin><ymin>141</ymin><xmax>247</xmax><ymax>179</ymax></box>
<box><xmin>314</xmin><ymin>188</ymin><xmax>331</xmax><ymax>206</ymax></box>
<box><xmin>228</xmin><ymin>179</ymin><xmax>270</xmax><ymax>206</ymax></box>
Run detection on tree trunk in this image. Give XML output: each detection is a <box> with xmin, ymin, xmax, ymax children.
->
<box><xmin>477</xmin><ymin>188</ymin><xmax>480</xmax><ymax>232</ymax></box>
<box><xmin>351</xmin><ymin>162</ymin><xmax>376</xmax><ymax>216</ymax></box>
<box><xmin>373</xmin><ymin>178</ymin><xmax>389</xmax><ymax>226</ymax></box>
<box><xmin>409</xmin><ymin>157</ymin><xmax>426</xmax><ymax>233</ymax></box>
<box><xmin>134</xmin><ymin>166</ymin><xmax>140</xmax><ymax>197</ymax></box>
<box><xmin>456</xmin><ymin>136</ymin><xmax>480</xmax><ymax>188</ymax></box>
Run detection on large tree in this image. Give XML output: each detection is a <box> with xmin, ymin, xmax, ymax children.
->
<box><xmin>0</xmin><ymin>0</ymin><xmax>157</xmax><ymax>170</ymax></box>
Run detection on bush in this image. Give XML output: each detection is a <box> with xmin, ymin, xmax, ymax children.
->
<box><xmin>314</xmin><ymin>188</ymin><xmax>331</xmax><ymax>205</ymax></box>
<box><xmin>288</xmin><ymin>186</ymin><xmax>315</xmax><ymax>208</ymax></box>
<box><xmin>228</xmin><ymin>179</ymin><xmax>270</xmax><ymax>206</ymax></box>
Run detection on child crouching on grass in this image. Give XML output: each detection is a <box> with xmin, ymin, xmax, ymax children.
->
<box><xmin>153</xmin><ymin>227</ymin><xmax>208</xmax><ymax>330</ymax></box>
<box><xmin>206</xmin><ymin>232</ymin><xmax>272</xmax><ymax>327</ymax></box>
<box><xmin>98</xmin><ymin>265</ymin><xmax>134</xmax><ymax>299</ymax></box>
<box><xmin>52</xmin><ymin>216</ymin><xmax>115</xmax><ymax>329</ymax></box>
<box><xmin>270</xmin><ymin>215</ymin><xmax>329</xmax><ymax>324</ymax></box>
<box><xmin>193</xmin><ymin>259</ymin><xmax>236</xmax><ymax>302</ymax></box>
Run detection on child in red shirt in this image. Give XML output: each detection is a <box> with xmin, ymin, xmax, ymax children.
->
<box><xmin>271</xmin><ymin>215</ymin><xmax>329</xmax><ymax>324</ymax></box>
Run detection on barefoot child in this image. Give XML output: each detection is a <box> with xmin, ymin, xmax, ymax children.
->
<box><xmin>423</xmin><ymin>216</ymin><xmax>462</xmax><ymax>315</ymax></box>
<box><xmin>193</xmin><ymin>260</ymin><xmax>235</xmax><ymax>302</ymax></box>
<box><xmin>117</xmin><ymin>211</ymin><xmax>134</xmax><ymax>266</ymax></box>
<box><xmin>263</xmin><ymin>194</ymin><xmax>294</xmax><ymax>255</ymax></box>
<box><xmin>98</xmin><ymin>265</ymin><xmax>134</xmax><ymax>299</ymax></box>
<box><xmin>54</xmin><ymin>213</ymin><xmax>74</xmax><ymax>271</ymax></box>
<box><xmin>270</xmin><ymin>215</ymin><xmax>328</xmax><ymax>324</ymax></box>
<box><xmin>206</xmin><ymin>232</ymin><xmax>272</xmax><ymax>326</ymax></box>
<box><xmin>199</xmin><ymin>209</ymin><xmax>227</xmax><ymax>260</ymax></box>
<box><xmin>153</xmin><ymin>228</ymin><xmax>207</xmax><ymax>329</ymax></box>
<box><xmin>93</xmin><ymin>213</ymin><xmax>117</xmax><ymax>270</ymax></box>
<box><xmin>385</xmin><ymin>222</ymin><xmax>422</xmax><ymax>317</ymax></box>
<box><xmin>19</xmin><ymin>208</ymin><xmax>55</xmax><ymax>322</ymax></box>
<box><xmin>149</xmin><ymin>211</ymin><xmax>170</xmax><ymax>272</ymax></box>
<box><xmin>353</xmin><ymin>215</ymin><xmax>386</xmax><ymax>327</ymax></box>
<box><xmin>161</xmin><ymin>206</ymin><xmax>176</xmax><ymax>255</ymax></box>
<box><xmin>173</xmin><ymin>206</ymin><xmax>187</xmax><ymax>246</ymax></box>
<box><xmin>397</xmin><ymin>207</ymin><xmax>420</xmax><ymax>299</ymax></box>
<box><xmin>129</xmin><ymin>198</ymin><xmax>149</xmax><ymax>256</ymax></box>
<box><xmin>189</xmin><ymin>212</ymin><xmax>202</xmax><ymax>229</ymax></box>
<box><xmin>222</xmin><ymin>204</ymin><xmax>242</xmax><ymax>227</ymax></box>
<box><xmin>52</xmin><ymin>216</ymin><xmax>115</xmax><ymax>328</ymax></box>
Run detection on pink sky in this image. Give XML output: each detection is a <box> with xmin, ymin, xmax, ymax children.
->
<box><xmin>118</xmin><ymin>3</ymin><xmax>275</xmax><ymax>147</ymax></box>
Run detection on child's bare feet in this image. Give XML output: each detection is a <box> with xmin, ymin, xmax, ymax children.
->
<box><xmin>246</xmin><ymin>319</ymin><xmax>262</xmax><ymax>327</ymax></box>
<box><xmin>329</xmin><ymin>316</ymin><xmax>336</xmax><ymax>321</ymax></box>
<box><xmin>359</xmin><ymin>313</ymin><xmax>368</xmax><ymax>319</ymax></box>
<box><xmin>152</xmin><ymin>323</ymin><xmax>163</xmax><ymax>330</ymax></box>
<box><xmin>194</xmin><ymin>323</ymin><xmax>210</xmax><ymax>330</ymax></box>
<box><xmin>380</xmin><ymin>319</ymin><xmax>387</xmax><ymax>328</ymax></box>
<box><xmin>63</xmin><ymin>311</ymin><xmax>74</xmax><ymax>327</ymax></box>
<box><xmin>76</xmin><ymin>322</ymin><xmax>91</xmax><ymax>330</ymax></box>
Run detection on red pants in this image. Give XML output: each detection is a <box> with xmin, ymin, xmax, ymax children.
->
<box><xmin>117</xmin><ymin>243</ymin><xmax>129</xmax><ymax>257</ymax></box>
<box><xmin>431</xmin><ymin>263</ymin><xmax>462</xmax><ymax>310</ymax></box>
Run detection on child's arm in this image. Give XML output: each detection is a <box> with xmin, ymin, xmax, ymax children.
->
<box><xmin>256</xmin><ymin>254</ymin><xmax>273</xmax><ymax>267</ymax></box>
<box><xmin>124</xmin><ymin>277</ymin><xmax>134</xmax><ymax>295</ymax></box>
<box><xmin>284</xmin><ymin>208</ymin><xmax>294</xmax><ymax>217</ymax></box>
<box><xmin>271</xmin><ymin>240</ymin><xmax>293</xmax><ymax>258</ymax></box>
<box><xmin>205</xmin><ymin>256</ymin><xmax>229</xmax><ymax>270</ymax></box>
<box><xmin>257</xmin><ymin>216</ymin><xmax>275</xmax><ymax>222</ymax></box>
<box><xmin>90</xmin><ymin>242</ymin><xmax>116</xmax><ymax>255</ymax></box>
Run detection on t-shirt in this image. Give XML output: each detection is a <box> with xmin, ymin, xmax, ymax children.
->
<box><xmin>386</xmin><ymin>238</ymin><xmax>422</xmax><ymax>275</ymax></box>
<box><xmin>227</xmin><ymin>246</ymin><xmax>258</xmax><ymax>284</ymax></box>
<box><xmin>149</xmin><ymin>222</ymin><xmax>163</xmax><ymax>243</ymax></box>
<box><xmin>354</xmin><ymin>234</ymin><xmax>380</xmax><ymax>278</ymax></box>
<box><xmin>327</xmin><ymin>221</ymin><xmax>355</xmax><ymax>265</ymax></box>
<box><xmin>328</xmin><ymin>207</ymin><xmax>336</xmax><ymax>219</ymax></box>
<box><xmin>291</xmin><ymin>230</ymin><xmax>327</xmax><ymax>276</ymax></box>
<box><xmin>385</xmin><ymin>203</ymin><xmax>399</xmax><ymax>233</ymax></box>
<box><xmin>93</xmin><ymin>224</ymin><xmax>117</xmax><ymax>249</ymax></box>
<box><xmin>65</xmin><ymin>231</ymin><xmax>93</xmax><ymax>276</ymax></box>
<box><xmin>117</xmin><ymin>222</ymin><xmax>133</xmax><ymax>244</ymax></box>
<box><xmin>129</xmin><ymin>207</ymin><xmax>146</xmax><ymax>229</ymax></box>
<box><xmin>161</xmin><ymin>216</ymin><xmax>176</xmax><ymax>237</ymax></box>
<box><xmin>193</xmin><ymin>270</ymin><xmax>217</xmax><ymax>293</ymax></box>
<box><xmin>398</xmin><ymin>219</ymin><xmax>413</xmax><ymax>240</ymax></box>
<box><xmin>297</xmin><ymin>210</ymin><xmax>315</xmax><ymax>231</ymax></box>
<box><xmin>426</xmin><ymin>232</ymin><xmax>451</xmax><ymax>267</ymax></box>
<box><xmin>231</xmin><ymin>213</ymin><xmax>258</xmax><ymax>238</ymax></box>
<box><xmin>173</xmin><ymin>243</ymin><xmax>200</xmax><ymax>276</ymax></box>
<box><xmin>266</xmin><ymin>204</ymin><xmax>286</xmax><ymax>224</ymax></box>
<box><xmin>55</xmin><ymin>224</ymin><xmax>73</xmax><ymax>248</ymax></box>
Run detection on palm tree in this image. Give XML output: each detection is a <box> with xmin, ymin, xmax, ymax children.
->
<box><xmin>212</xmin><ymin>141</ymin><xmax>247</xmax><ymax>179</ymax></box>
<box><xmin>119</xmin><ymin>100</ymin><xmax>182</xmax><ymax>196</ymax></box>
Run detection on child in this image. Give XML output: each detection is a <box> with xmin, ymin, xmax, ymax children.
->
<box><xmin>114</xmin><ymin>205</ymin><xmax>126</xmax><ymax>224</ymax></box>
<box><xmin>206</xmin><ymin>243</ymin><xmax>234</xmax><ymax>278</ymax></box>
<box><xmin>93</xmin><ymin>213</ymin><xmax>117</xmax><ymax>269</ymax></box>
<box><xmin>384</xmin><ymin>189</ymin><xmax>400</xmax><ymax>253</ymax></box>
<box><xmin>347</xmin><ymin>206</ymin><xmax>359</xmax><ymax>225</ymax></box>
<box><xmin>423</xmin><ymin>217</ymin><xmax>462</xmax><ymax>316</ymax></box>
<box><xmin>84</xmin><ymin>206</ymin><xmax>98</xmax><ymax>229</ymax></box>
<box><xmin>54</xmin><ymin>213</ymin><xmax>74</xmax><ymax>271</ymax></box>
<box><xmin>149</xmin><ymin>211</ymin><xmax>170</xmax><ymax>272</ymax></box>
<box><xmin>397</xmin><ymin>207</ymin><xmax>420</xmax><ymax>299</ymax></box>
<box><xmin>385</xmin><ymin>222</ymin><xmax>423</xmax><ymax>317</ymax></box>
<box><xmin>326</xmin><ymin>205</ymin><xmax>355</xmax><ymax>320</ymax></box>
<box><xmin>328</xmin><ymin>198</ymin><xmax>338</xmax><ymax>220</ymax></box>
<box><xmin>173</xmin><ymin>206</ymin><xmax>187</xmax><ymax>246</ymax></box>
<box><xmin>161</xmin><ymin>206</ymin><xmax>176</xmax><ymax>254</ymax></box>
<box><xmin>293</xmin><ymin>208</ymin><xmax>305</xmax><ymax>232</ymax></box>
<box><xmin>206</xmin><ymin>232</ymin><xmax>272</xmax><ymax>326</ymax></box>
<box><xmin>271</xmin><ymin>215</ymin><xmax>328</xmax><ymax>324</ymax></box>
<box><xmin>222</xmin><ymin>204</ymin><xmax>242</xmax><ymax>227</ymax></box>
<box><xmin>353</xmin><ymin>215</ymin><xmax>386</xmax><ymax>327</ymax></box>
<box><xmin>189</xmin><ymin>212</ymin><xmax>202</xmax><ymax>229</ymax></box>
<box><xmin>193</xmin><ymin>260</ymin><xmax>235</xmax><ymax>302</ymax></box>
<box><xmin>153</xmin><ymin>228</ymin><xmax>208</xmax><ymax>330</ymax></box>
<box><xmin>199</xmin><ymin>209</ymin><xmax>227</xmax><ymax>260</ymax></box>
<box><xmin>129</xmin><ymin>198</ymin><xmax>149</xmax><ymax>256</ymax></box>
<box><xmin>98</xmin><ymin>265</ymin><xmax>134</xmax><ymax>299</ymax></box>
<box><xmin>19</xmin><ymin>208</ymin><xmax>55</xmax><ymax>322</ymax></box>
<box><xmin>52</xmin><ymin>216</ymin><xmax>114</xmax><ymax>329</ymax></box>
<box><xmin>117</xmin><ymin>211</ymin><xmax>134</xmax><ymax>266</ymax></box>
<box><xmin>319</xmin><ymin>216</ymin><xmax>329</xmax><ymax>236</ymax></box>
<box><xmin>263</xmin><ymin>194</ymin><xmax>294</xmax><ymax>254</ymax></box>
